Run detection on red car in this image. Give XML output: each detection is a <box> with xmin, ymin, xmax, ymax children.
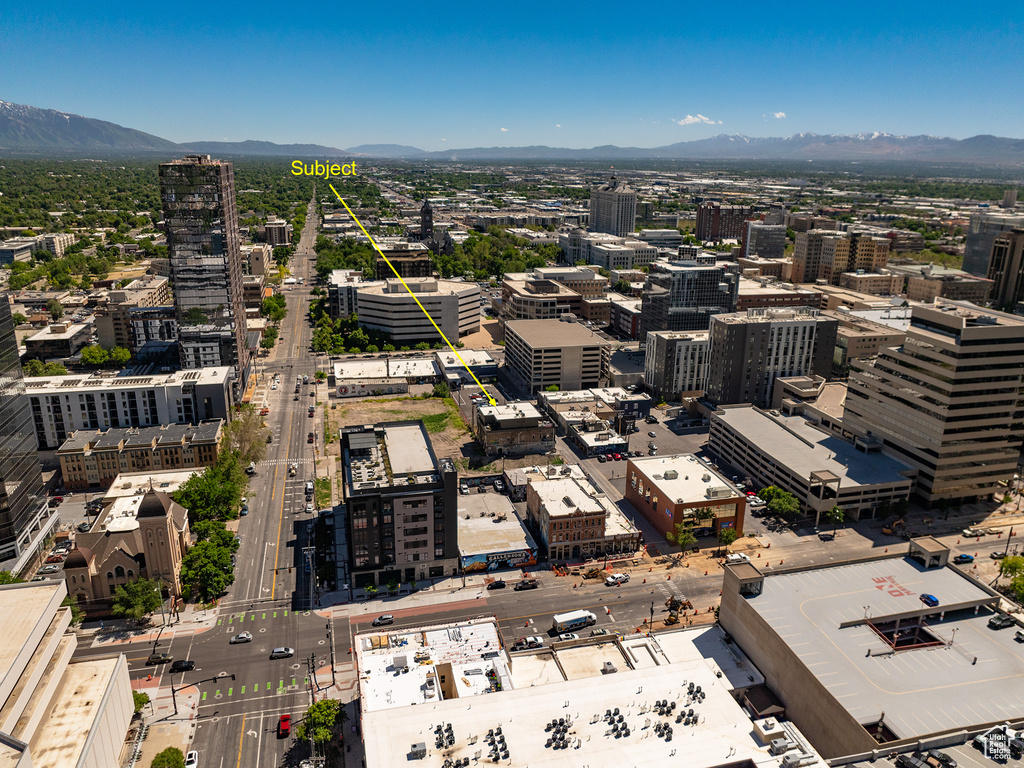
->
<box><xmin>278</xmin><ymin>714</ymin><xmax>291</xmax><ymax>738</ymax></box>
<box><xmin>46</xmin><ymin>554</ymin><xmax>65</xmax><ymax>563</ymax></box>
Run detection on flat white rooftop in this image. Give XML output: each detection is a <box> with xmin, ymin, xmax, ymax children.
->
<box><xmin>436</xmin><ymin>349</ymin><xmax>495</xmax><ymax>369</ymax></box>
<box><xmin>458</xmin><ymin>495</ymin><xmax>536</xmax><ymax>558</ymax></box>
<box><xmin>477</xmin><ymin>402</ymin><xmax>543</xmax><ymax>422</ymax></box>
<box><xmin>0</xmin><ymin>582</ymin><xmax>65</xmax><ymax>691</ymax></box>
<box><xmin>363</xmin><ymin>623</ymin><xmax>823</xmax><ymax>768</ymax></box>
<box><xmin>383</xmin><ymin>423</ymin><xmax>436</xmax><ymax>476</ymax></box>
<box><xmin>628</xmin><ymin>454</ymin><xmax>742</xmax><ymax>505</ymax></box>
<box><xmin>746</xmin><ymin>557</ymin><xmax>1021</xmax><ymax>740</ymax></box>
<box><xmin>29</xmin><ymin>656</ymin><xmax>125</xmax><ymax>768</ymax></box>
<box><xmin>357</xmin><ymin>618</ymin><xmax>508</xmax><ymax>712</ymax></box>
<box><xmin>713</xmin><ymin>407</ymin><xmax>914</xmax><ymax>487</ymax></box>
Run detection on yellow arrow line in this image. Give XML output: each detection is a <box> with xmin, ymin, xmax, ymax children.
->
<box><xmin>330</xmin><ymin>184</ymin><xmax>497</xmax><ymax>405</ymax></box>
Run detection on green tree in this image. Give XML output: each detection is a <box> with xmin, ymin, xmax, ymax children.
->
<box><xmin>666</xmin><ymin>521</ymin><xmax>698</xmax><ymax>554</ymax></box>
<box><xmin>150</xmin><ymin>746</ymin><xmax>185</xmax><ymax>768</ymax></box>
<box><xmin>999</xmin><ymin>555</ymin><xmax>1024</xmax><ymax>581</ymax></box>
<box><xmin>261</xmin><ymin>327</ymin><xmax>279</xmax><ymax>349</ymax></box>
<box><xmin>823</xmin><ymin>505</ymin><xmax>846</xmax><ymax>533</ymax></box>
<box><xmin>62</xmin><ymin>594</ymin><xmax>85</xmax><ymax>625</ymax></box>
<box><xmin>110</xmin><ymin>577</ymin><xmax>163</xmax><ymax>624</ymax></box>
<box><xmin>223</xmin><ymin>405</ymin><xmax>270</xmax><ymax>466</ymax></box>
<box><xmin>179</xmin><ymin>540</ymin><xmax>234</xmax><ymax>602</ymax></box>
<box><xmin>544</xmin><ymin>384</ymin><xmax>560</xmax><ymax>392</ymax></box>
<box><xmin>432</xmin><ymin>381</ymin><xmax>450</xmax><ymax>399</ymax></box>
<box><xmin>295</xmin><ymin>699</ymin><xmax>347</xmax><ymax>749</ymax></box>
<box><xmin>109</xmin><ymin>346</ymin><xmax>131</xmax><ymax>366</ymax></box>
<box><xmin>192</xmin><ymin>520</ymin><xmax>239</xmax><ymax>552</ymax></box>
<box><xmin>173</xmin><ymin>452</ymin><xmax>245</xmax><ymax>523</ymax></box>
<box><xmin>314</xmin><ymin>370</ymin><xmax>327</xmax><ymax>381</ymax></box>
<box><xmin>11</xmin><ymin>312</ymin><xmax>26</xmax><ymax>325</ymax></box>
<box><xmin>133</xmin><ymin>690</ymin><xmax>150</xmax><ymax>714</ymax></box>
<box><xmin>46</xmin><ymin>298</ymin><xmax>64</xmax><ymax>320</ymax></box>
<box><xmin>80</xmin><ymin>344</ymin><xmax>109</xmax><ymax>366</ymax></box>
<box><xmin>717</xmin><ymin>527</ymin><xmax>739</xmax><ymax>553</ymax></box>
<box><xmin>0</xmin><ymin>571</ymin><xmax>25</xmax><ymax>584</ymax></box>
<box><xmin>769</xmin><ymin>494</ymin><xmax>800</xmax><ymax>522</ymax></box>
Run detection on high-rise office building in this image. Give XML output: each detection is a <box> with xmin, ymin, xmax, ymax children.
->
<box><xmin>638</xmin><ymin>255</ymin><xmax>741</xmax><ymax>340</ymax></box>
<box><xmin>844</xmin><ymin>300</ymin><xmax>1024</xmax><ymax>506</ymax></box>
<box><xmin>704</xmin><ymin>307</ymin><xmax>838</xmax><ymax>408</ymax></box>
<box><xmin>695</xmin><ymin>202</ymin><xmax>752</xmax><ymax>242</ymax></box>
<box><xmin>963</xmin><ymin>211</ymin><xmax>1024</xmax><ymax>277</ymax></box>
<box><xmin>588</xmin><ymin>176</ymin><xmax>636</xmax><ymax>237</ymax></box>
<box><xmin>743</xmin><ymin>221</ymin><xmax>786</xmax><ymax>260</ymax></box>
<box><xmin>160</xmin><ymin>155</ymin><xmax>250</xmax><ymax>387</ymax></box>
<box><xmin>0</xmin><ymin>297</ymin><xmax>47</xmax><ymax>565</ymax></box>
<box><xmin>986</xmin><ymin>228</ymin><xmax>1024</xmax><ymax>310</ymax></box>
<box><xmin>792</xmin><ymin>229</ymin><xmax>850</xmax><ymax>284</ymax></box>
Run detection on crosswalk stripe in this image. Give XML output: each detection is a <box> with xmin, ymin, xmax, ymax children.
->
<box><xmin>202</xmin><ymin>692</ymin><xmax>207</xmax><ymax>701</ymax></box>
<box><xmin>241</xmin><ymin>686</ymin><xmax>246</xmax><ymax>693</ymax></box>
<box><xmin>228</xmin><ymin>688</ymin><xmax>233</xmax><ymax>696</ymax></box>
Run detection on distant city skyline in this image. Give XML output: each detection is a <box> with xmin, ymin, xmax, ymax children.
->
<box><xmin>3</xmin><ymin>1</ymin><xmax>1022</xmax><ymax>151</ymax></box>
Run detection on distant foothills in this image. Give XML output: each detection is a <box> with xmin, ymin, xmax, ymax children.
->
<box><xmin>3</xmin><ymin>99</ymin><xmax>1024</xmax><ymax>165</ymax></box>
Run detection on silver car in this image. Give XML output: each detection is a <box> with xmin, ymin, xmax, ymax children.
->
<box><xmin>229</xmin><ymin>632</ymin><xmax>252</xmax><ymax>644</ymax></box>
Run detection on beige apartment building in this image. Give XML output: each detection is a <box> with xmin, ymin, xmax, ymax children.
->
<box><xmin>845</xmin><ymin>300</ymin><xmax>1024</xmax><ymax>505</ymax></box>
<box><xmin>504</xmin><ymin>318</ymin><xmax>610</xmax><ymax>392</ymax></box>
<box><xmin>838</xmin><ymin>271</ymin><xmax>902</xmax><ymax>295</ymax></box>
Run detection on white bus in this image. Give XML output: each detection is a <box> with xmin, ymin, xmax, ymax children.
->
<box><xmin>552</xmin><ymin>609</ymin><xmax>597</xmax><ymax>633</ymax></box>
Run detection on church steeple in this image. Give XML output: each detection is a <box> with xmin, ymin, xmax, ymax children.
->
<box><xmin>420</xmin><ymin>197</ymin><xmax>434</xmax><ymax>238</ymax></box>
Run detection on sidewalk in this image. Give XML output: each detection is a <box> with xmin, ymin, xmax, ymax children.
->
<box><xmin>78</xmin><ymin>603</ymin><xmax>220</xmax><ymax>647</ymax></box>
<box><xmin>133</xmin><ymin>679</ymin><xmax>200</xmax><ymax>766</ymax></box>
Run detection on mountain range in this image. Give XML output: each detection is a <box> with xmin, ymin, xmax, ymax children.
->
<box><xmin>3</xmin><ymin>100</ymin><xmax>1024</xmax><ymax>166</ymax></box>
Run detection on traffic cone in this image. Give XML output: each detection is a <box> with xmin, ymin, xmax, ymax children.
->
<box><xmin>667</xmin><ymin>575</ymin><xmax>671</xmax><ymax>580</ymax></box>
<box><xmin>643</xmin><ymin>579</ymin><xmax>646</xmax><ymax>584</ymax></box>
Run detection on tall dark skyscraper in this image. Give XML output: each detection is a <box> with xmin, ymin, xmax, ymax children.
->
<box><xmin>0</xmin><ymin>297</ymin><xmax>46</xmax><ymax>565</ymax></box>
<box><xmin>159</xmin><ymin>155</ymin><xmax>250</xmax><ymax>388</ymax></box>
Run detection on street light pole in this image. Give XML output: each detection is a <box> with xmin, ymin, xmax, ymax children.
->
<box><xmin>649</xmin><ymin>601</ymin><xmax>655</xmax><ymax>636</ymax></box>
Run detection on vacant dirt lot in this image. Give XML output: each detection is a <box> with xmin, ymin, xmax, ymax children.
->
<box><xmin>325</xmin><ymin>394</ymin><xmax>551</xmax><ymax>476</ymax></box>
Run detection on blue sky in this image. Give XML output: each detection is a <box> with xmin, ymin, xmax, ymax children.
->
<box><xmin>2</xmin><ymin>1</ymin><xmax>1022</xmax><ymax>150</ymax></box>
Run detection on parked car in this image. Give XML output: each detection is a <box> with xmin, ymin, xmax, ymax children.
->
<box><xmin>962</xmin><ymin>528</ymin><xmax>984</xmax><ymax>537</ymax></box>
<box><xmin>645</xmin><ymin>415</ymin><xmax>658</xmax><ymax>424</ymax></box>
<box><xmin>48</xmin><ymin>497</ymin><xmax>63</xmax><ymax>507</ymax></box>
<box><xmin>371</xmin><ymin>614</ymin><xmax>394</xmax><ymax>627</ymax></box>
<box><xmin>725</xmin><ymin>553</ymin><xmax>752</xmax><ymax>564</ymax></box>
<box><xmin>146</xmin><ymin>653</ymin><xmax>173</xmax><ymax>665</ymax></box>
<box><xmin>230</xmin><ymin>632</ymin><xmax>253</xmax><ymax>644</ymax></box>
<box><xmin>915</xmin><ymin>749</ymin><xmax>956</xmax><ymax>768</ymax></box>
<box><xmin>39</xmin><ymin>565</ymin><xmax>60</xmax><ymax>574</ymax></box>
<box><xmin>1015</xmin><ymin>630</ymin><xmax>1024</xmax><ymax>643</ymax></box>
<box><xmin>919</xmin><ymin>593</ymin><xmax>939</xmax><ymax>607</ymax></box>
<box><xmin>460</xmin><ymin>484</ymin><xmax>469</xmax><ymax>495</ymax></box>
<box><xmin>308</xmin><ymin>432</ymin><xmax>315</xmax><ymax>443</ymax></box>
<box><xmin>524</xmin><ymin>636</ymin><xmax>544</xmax><ymax>648</ymax></box>
<box><xmin>305</xmin><ymin>503</ymin><xmax>314</xmax><ymax>514</ymax></box>
<box><xmin>988</xmin><ymin>614</ymin><xmax>1016</xmax><ymax>630</ymax></box>
<box><xmin>590</xmin><ymin>629</ymin><xmax>610</xmax><ymax>637</ymax></box>
<box><xmin>45</xmin><ymin>554</ymin><xmax>65</xmax><ymax>563</ymax></box>
<box><xmin>648</xmin><ymin>431</ymin><xmax>657</xmax><ymax>438</ymax></box>
<box><xmin>487</xmin><ymin>580</ymin><xmax>506</xmax><ymax>590</ymax></box>
<box><xmin>240</xmin><ymin>505</ymin><xmax>249</xmax><ymax>516</ymax></box>
<box><xmin>513</xmin><ymin>579</ymin><xmax>538</xmax><ymax>591</ymax></box>
<box><xmin>269</xmin><ymin>647</ymin><xmax>295</xmax><ymax>659</ymax></box>
<box><xmin>952</xmin><ymin>553</ymin><xmax>974</xmax><ymax>564</ymax></box>
<box><xmin>558</xmin><ymin>633</ymin><xmax>579</xmax><ymax>642</ymax></box>
<box><xmin>185</xmin><ymin>751</ymin><xmax>199</xmax><ymax>768</ymax></box>
<box><xmin>597</xmin><ymin>455</ymin><xmax>607</xmax><ymax>463</ymax></box>
<box><xmin>278</xmin><ymin>714</ymin><xmax>291</xmax><ymax>738</ymax></box>
<box><xmin>494</xmin><ymin>479</ymin><xmax>505</xmax><ymax>493</ymax></box>
<box><xmin>170</xmin><ymin>660</ymin><xmax>195</xmax><ymax>673</ymax></box>
<box><xmin>991</xmin><ymin>551</ymin><xmax>1007</xmax><ymax>560</ymax></box>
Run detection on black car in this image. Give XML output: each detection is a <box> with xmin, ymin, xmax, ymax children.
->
<box><xmin>487</xmin><ymin>580</ymin><xmax>506</xmax><ymax>590</ymax></box>
<box><xmin>513</xmin><ymin>579</ymin><xmax>538</xmax><ymax>591</ymax></box>
<box><xmin>988</xmin><ymin>614</ymin><xmax>1016</xmax><ymax>630</ymax></box>
<box><xmin>170</xmin><ymin>660</ymin><xmax>195</xmax><ymax>673</ymax></box>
